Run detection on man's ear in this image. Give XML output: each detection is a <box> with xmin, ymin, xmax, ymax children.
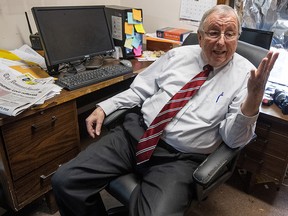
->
<box><xmin>197</xmin><ymin>31</ymin><xmax>202</xmax><ymax>47</ymax></box>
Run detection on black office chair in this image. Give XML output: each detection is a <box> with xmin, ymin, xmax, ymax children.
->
<box><xmin>104</xmin><ymin>34</ymin><xmax>268</xmax><ymax>215</ymax></box>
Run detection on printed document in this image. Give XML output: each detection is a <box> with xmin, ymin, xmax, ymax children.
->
<box><xmin>0</xmin><ymin>71</ymin><xmax>56</xmax><ymax>116</ymax></box>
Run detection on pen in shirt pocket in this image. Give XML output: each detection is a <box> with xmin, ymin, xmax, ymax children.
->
<box><xmin>216</xmin><ymin>92</ymin><xmax>224</xmax><ymax>103</ymax></box>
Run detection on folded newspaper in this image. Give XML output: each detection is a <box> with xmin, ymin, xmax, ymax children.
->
<box><xmin>0</xmin><ymin>44</ymin><xmax>62</xmax><ymax>116</ymax></box>
<box><xmin>0</xmin><ymin>70</ymin><xmax>58</xmax><ymax>116</ymax></box>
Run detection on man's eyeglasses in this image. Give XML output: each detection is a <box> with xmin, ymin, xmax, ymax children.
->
<box><xmin>204</xmin><ymin>30</ymin><xmax>239</xmax><ymax>41</ymax></box>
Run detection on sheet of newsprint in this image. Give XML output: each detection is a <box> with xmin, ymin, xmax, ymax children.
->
<box><xmin>0</xmin><ymin>71</ymin><xmax>55</xmax><ymax>116</ymax></box>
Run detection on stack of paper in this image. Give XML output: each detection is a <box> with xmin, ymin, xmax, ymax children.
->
<box><xmin>0</xmin><ymin>45</ymin><xmax>62</xmax><ymax>116</ymax></box>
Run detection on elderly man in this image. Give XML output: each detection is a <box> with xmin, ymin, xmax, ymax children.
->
<box><xmin>52</xmin><ymin>4</ymin><xmax>278</xmax><ymax>216</ymax></box>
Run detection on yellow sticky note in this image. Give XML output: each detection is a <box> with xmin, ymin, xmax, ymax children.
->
<box><xmin>132</xmin><ymin>9</ymin><xmax>142</xmax><ymax>21</ymax></box>
<box><xmin>125</xmin><ymin>22</ymin><xmax>134</xmax><ymax>35</ymax></box>
<box><xmin>134</xmin><ymin>24</ymin><xmax>146</xmax><ymax>34</ymax></box>
<box><xmin>124</xmin><ymin>38</ymin><xmax>133</xmax><ymax>49</ymax></box>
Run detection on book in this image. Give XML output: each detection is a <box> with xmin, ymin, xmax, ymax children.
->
<box><xmin>145</xmin><ymin>35</ymin><xmax>181</xmax><ymax>52</ymax></box>
<box><xmin>156</xmin><ymin>27</ymin><xmax>193</xmax><ymax>42</ymax></box>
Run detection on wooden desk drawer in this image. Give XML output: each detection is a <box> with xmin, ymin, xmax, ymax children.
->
<box><xmin>255</xmin><ymin>121</ymin><xmax>271</xmax><ymax>139</ymax></box>
<box><xmin>257</xmin><ymin>116</ymin><xmax>288</xmax><ymax>138</ymax></box>
<box><xmin>248</xmin><ymin>131</ymin><xmax>288</xmax><ymax>160</ymax></box>
<box><xmin>13</xmin><ymin>148</ymin><xmax>79</xmax><ymax>206</ymax></box>
<box><xmin>2</xmin><ymin>101</ymin><xmax>80</xmax><ymax>181</ymax></box>
<box><xmin>239</xmin><ymin>148</ymin><xmax>286</xmax><ymax>181</ymax></box>
<box><xmin>267</xmin><ymin>131</ymin><xmax>288</xmax><ymax>159</ymax></box>
<box><xmin>269</xmin><ymin>120</ymin><xmax>288</xmax><ymax>137</ymax></box>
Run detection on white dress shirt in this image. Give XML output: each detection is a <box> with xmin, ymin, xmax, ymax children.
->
<box><xmin>98</xmin><ymin>45</ymin><xmax>258</xmax><ymax>154</ymax></box>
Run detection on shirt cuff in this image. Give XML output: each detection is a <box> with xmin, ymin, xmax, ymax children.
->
<box><xmin>237</xmin><ymin>108</ymin><xmax>259</xmax><ymax>124</ymax></box>
<box><xmin>97</xmin><ymin>100</ymin><xmax>117</xmax><ymax>116</ymax></box>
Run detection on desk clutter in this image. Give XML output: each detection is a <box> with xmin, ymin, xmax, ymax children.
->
<box><xmin>263</xmin><ymin>82</ymin><xmax>288</xmax><ymax>115</ymax></box>
<box><xmin>0</xmin><ymin>44</ymin><xmax>61</xmax><ymax>116</ymax></box>
<box><xmin>0</xmin><ymin>5</ymin><xmax>147</xmax><ymax>117</ymax></box>
<box><xmin>0</xmin><ymin>45</ymin><xmax>134</xmax><ymax>116</ymax></box>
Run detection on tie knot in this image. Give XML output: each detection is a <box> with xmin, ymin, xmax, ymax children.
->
<box><xmin>203</xmin><ymin>64</ymin><xmax>213</xmax><ymax>73</ymax></box>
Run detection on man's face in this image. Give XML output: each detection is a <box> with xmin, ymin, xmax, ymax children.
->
<box><xmin>198</xmin><ymin>11</ymin><xmax>239</xmax><ymax>68</ymax></box>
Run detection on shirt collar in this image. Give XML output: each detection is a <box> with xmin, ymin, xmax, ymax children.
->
<box><xmin>199</xmin><ymin>51</ymin><xmax>233</xmax><ymax>75</ymax></box>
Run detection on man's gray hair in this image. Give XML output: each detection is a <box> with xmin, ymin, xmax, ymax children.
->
<box><xmin>198</xmin><ymin>5</ymin><xmax>242</xmax><ymax>35</ymax></box>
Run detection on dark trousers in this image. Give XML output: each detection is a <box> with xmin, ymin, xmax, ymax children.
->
<box><xmin>52</xmin><ymin>115</ymin><xmax>207</xmax><ymax>216</ymax></box>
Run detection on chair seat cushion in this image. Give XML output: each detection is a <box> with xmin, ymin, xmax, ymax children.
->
<box><xmin>106</xmin><ymin>173</ymin><xmax>139</xmax><ymax>206</ymax></box>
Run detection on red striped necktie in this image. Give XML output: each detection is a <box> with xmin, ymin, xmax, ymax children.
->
<box><xmin>136</xmin><ymin>64</ymin><xmax>213</xmax><ymax>165</ymax></box>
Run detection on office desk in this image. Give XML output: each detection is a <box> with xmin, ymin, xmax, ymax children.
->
<box><xmin>0</xmin><ymin>60</ymin><xmax>151</xmax><ymax>213</ymax></box>
<box><xmin>238</xmin><ymin>104</ymin><xmax>288</xmax><ymax>191</ymax></box>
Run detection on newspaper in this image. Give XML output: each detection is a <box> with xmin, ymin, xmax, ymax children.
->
<box><xmin>0</xmin><ymin>71</ymin><xmax>56</xmax><ymax>116</ymax></box>
<box><xmin>10</xmin><ymin>44</ymin><xmax>47</xmax><ymax>69</ymax></box>
<box><xmin>0</xmin><ymin>44</ymin><xmax>62</xmax><ymax>116</ymax></box>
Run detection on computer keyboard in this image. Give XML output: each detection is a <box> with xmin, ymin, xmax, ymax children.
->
<box><xmin>56</xmin><ymin>64</ymin><xmax>133</xmax><ymax>90</ymax></box>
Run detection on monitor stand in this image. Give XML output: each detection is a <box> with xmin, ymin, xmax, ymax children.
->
<box><xmin>73</xmin><ymin>63</ymin><xmax>86</xmax><ymax>72</ymax></box>
<box><xmin>66</xmin><ymin>60</ymin><xmax>86</xmax><ymax>74</ymax></box>
<box><xmin>84</xmin><ymin>56</ymin><xmax>104</xmax><ymax>69</ymax></box>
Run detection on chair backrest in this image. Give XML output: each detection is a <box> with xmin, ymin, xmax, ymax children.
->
<box><xmin>236</xmin><ymin>40</ymin><xmax>268</xmax><ymax>67</ymax></box>
<box><xmin>182</xmin><ymin>33</ymin><xmax>199</xmax><ymax>46</ymax></box>
<box><xmin>182</xmin><ymin>33</ymin><xmax>269</xmax><ymax>67</ymax></box>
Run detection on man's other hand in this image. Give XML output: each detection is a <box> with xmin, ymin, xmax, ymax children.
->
<box><xmin>85</xmin><ymin>106</ymin><xmax>106</xmax><ymax>138</ymax></box>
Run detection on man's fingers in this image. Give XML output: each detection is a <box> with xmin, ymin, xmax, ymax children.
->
<box><xmin>266</xmin><ymin>52</ymin><xmax>279</xmax><ymax>72</ymax></box>
<box><xmin>249</xmin><ymin>69</ymin><xmax>255</xmax><ymax>79</ymax></box>
<box><xmin>260</xmin><ymin>51</ymin><xmax>279</xmax><ymax>73</ymax></box>
<box><xmin>95</xmin><ymin>119</ymin><xmax>103</xmax><ymax>136</ymax></box>
<box><xmin>255</xmin><ymin>51</ymin><xmax>279</xmax><ymax>82</ymax></box>
<box><xmin>86</xmin><ymin>121</ymin><xmax>96</xmax><ymax>138</ymax></box>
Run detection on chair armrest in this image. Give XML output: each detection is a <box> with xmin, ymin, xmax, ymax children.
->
<box><xmin>193</xmin><ymin>135</ymin><xmax>257</xmax><ymax>186</ymax></box>
<box><xmin>103</xmin><ymin>109</ymin><xmax>129</xmax><ymax>127</ymax></box>
<box><xmin>193</xmin><ymin>143</ymin><xmax>241</xmax><ymax>186</ymax></box>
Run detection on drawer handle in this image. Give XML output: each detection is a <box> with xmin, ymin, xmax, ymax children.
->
<box><xmin>31</xmin><ymin>116</ymin><xmax>57</xmax><ymax>131</ymax></box>
<box><xmin>244</xmin><ymin>153</ymin><xmax>264</xmax><ymax>165</ymax></box>
<box><xmin>257</xmin><ymin>122</ymin><xmax>271</xmax><ymax>131</ymax></box>
<box><xmin>40</xmin><ymin>171</ymin><xmax>57</xmax><ymax>181</ymax></box>
<box><xmin>256</xmin><ymin>137</ymin><xmax>268</xmax><ymax>144</ymax></box>
<box><xmin>40</xmin><ymin>164</ymin><xmax>61</xmax><ymax>182</ymax></box>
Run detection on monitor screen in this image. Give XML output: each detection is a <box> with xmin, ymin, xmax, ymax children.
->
<box><xmin>32</xmin><ymin>6</ymin><xmax>115</xmax><ymax>68</ymax></box>
<box><xmin>239</xmin><ymin>27</ymin><xmax>273</xmax><ymax>50</ymax></box>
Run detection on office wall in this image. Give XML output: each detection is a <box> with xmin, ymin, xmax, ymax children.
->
<box><xmin>0</xmin><ymin>0</ymin><xmax>120</xmax><ymax>50</ymax></box>
<box><xmin>0</xmin><ymin>0</ymin><xmax>200</xmax><ymax>50</ymax></box>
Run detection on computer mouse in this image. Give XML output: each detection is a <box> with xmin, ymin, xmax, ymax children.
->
<box><xmin>120</xmin><ymin>59</ymin><xmax>132</xmax><ymax>68</ymax></box>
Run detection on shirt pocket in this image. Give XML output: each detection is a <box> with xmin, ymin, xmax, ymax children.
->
<box><xmin>194</xmin><ymin>91</ymin><xmax>231</xmax><ymax>124</ymax></box>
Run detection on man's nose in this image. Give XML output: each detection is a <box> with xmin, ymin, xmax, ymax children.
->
<box><xmin>217</xmin><ymin>33</ymin><xmax>226</xmax><ymax>44</ymax></box>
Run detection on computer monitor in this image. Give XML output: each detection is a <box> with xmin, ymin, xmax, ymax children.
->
<box><xmin>32</xmin><ymin>6</ymin><xmax>115</xmax><ymax>74</ymax></box>
<box><xmin>239</xmin><ymin>27</ymin><xmax>273</xmax><ymax>50</ymax></box>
